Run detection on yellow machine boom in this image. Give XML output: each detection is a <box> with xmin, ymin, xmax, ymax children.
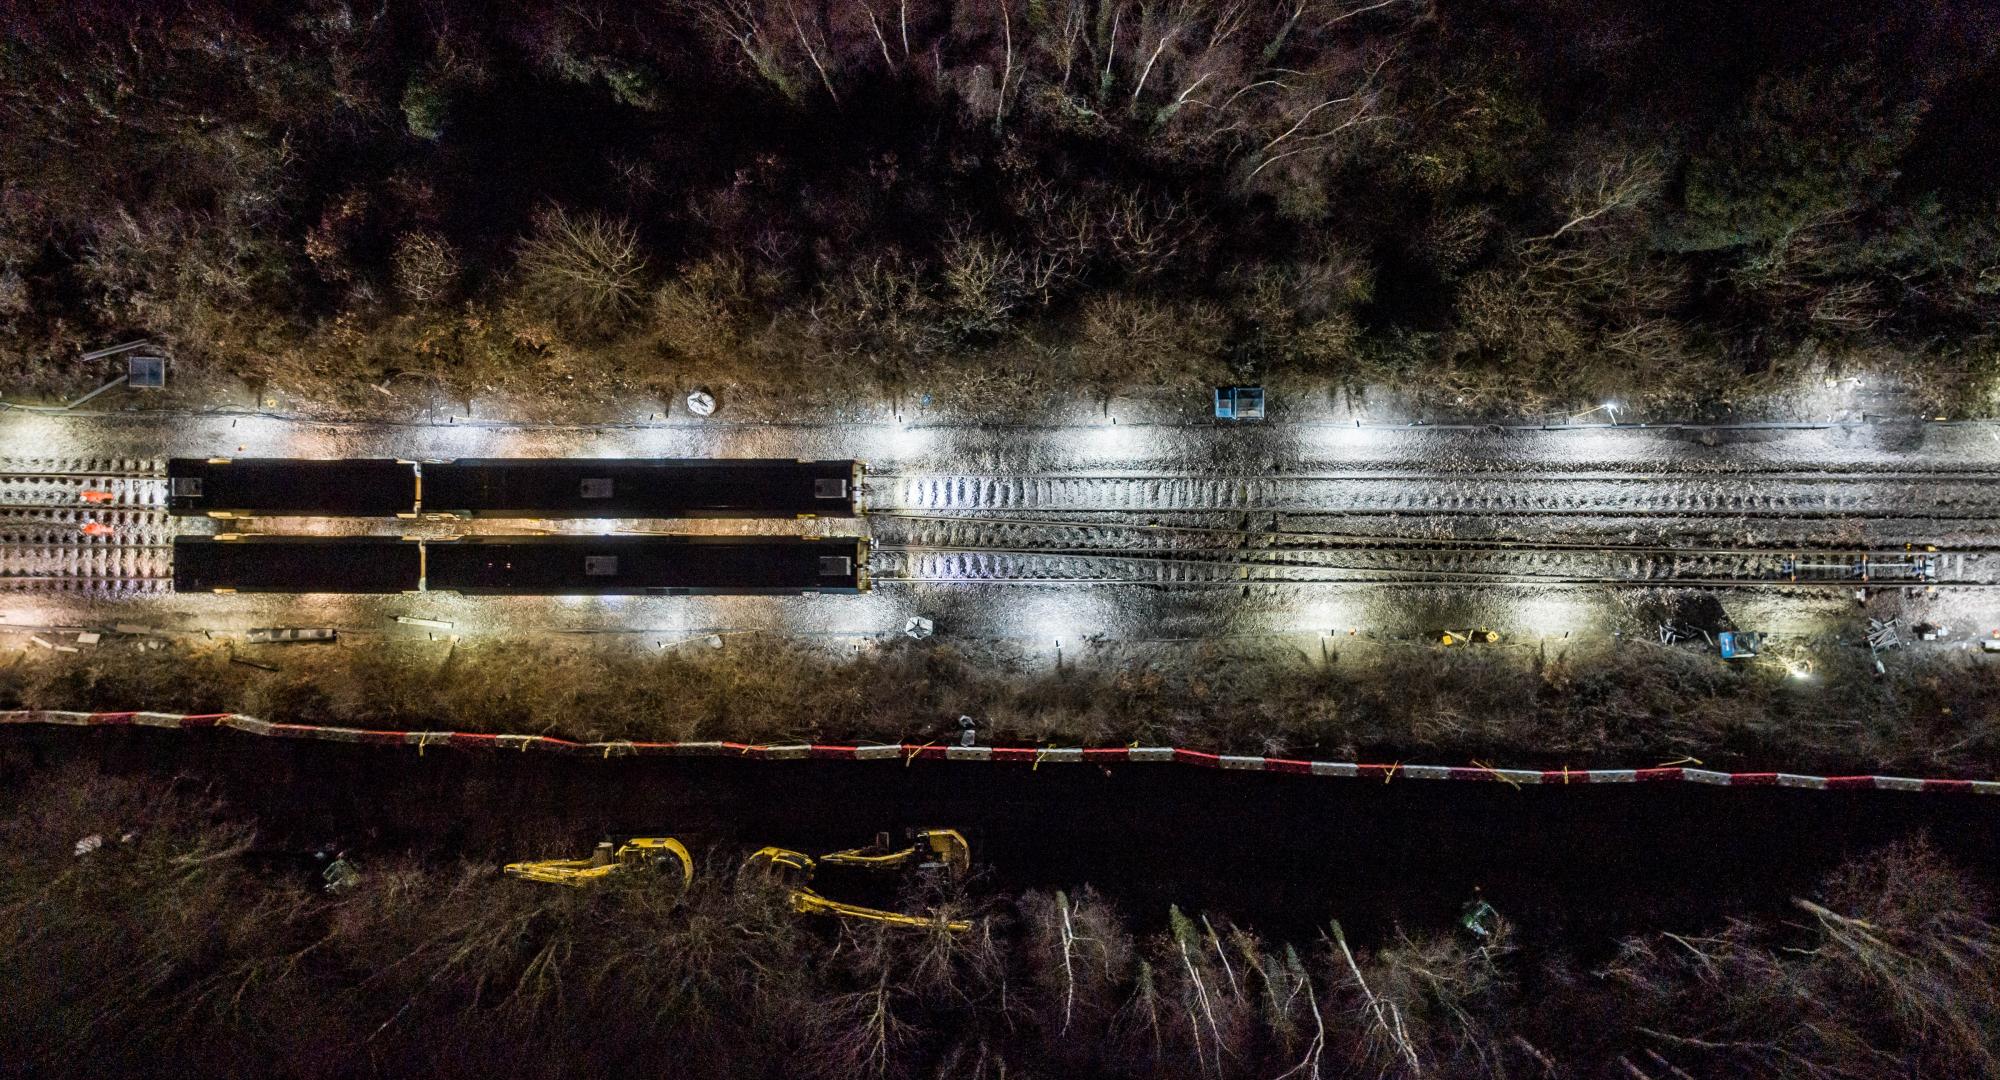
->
<box><xmin>506</xmin><ymin>830</ymin><xmax>975</xmax><ymax>932</ymax></box>
<box><xmin>789</xmin><ymin>889</ymin><xmax>973</xmax><ymax>932</ymax></box>
<box><xmin>739</xmin><ymin>840</ymin><xmax>973</xmax><ymax>932</ymax></box>
<box><xmin>818</xmin><ymin>829</ymin><xmax>971</xmax><ymax>879</ymax></box>
<box><xmin>503</xmin><ymin>837</ymin><xmax>693</xmax><ymax>894</ymax></box>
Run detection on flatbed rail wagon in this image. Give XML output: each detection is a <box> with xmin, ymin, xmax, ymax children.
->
<box><xmin>172</xmin><ymin>535</ymin><xmax>870</xmax><ymax>595</ymax></box>
<box><xmin>166</xmin><ymin>458</ymin><xmax>862</xmax><ymax>518</ymax></box>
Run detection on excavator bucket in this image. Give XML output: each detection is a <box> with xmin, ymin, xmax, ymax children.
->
<box><xmin>737</xmin><ymin>846</ymin><xmax>816</xmax><ymax>892</ymax></box>
<box><xmin>616</xmin><ymin>837</ymin><xmax>696</xmax><ymax>891</ymax></box>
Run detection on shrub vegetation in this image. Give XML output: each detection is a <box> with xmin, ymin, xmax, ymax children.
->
<box><xmin>6</xmin><ymin>632</ymin><xmax>1998</xmax><ymax>776</ymax></box>
<box><xmin>3</xmin><ymin>0</ymin><xmax>1998</xmax><ymax>413</ymax></box>
<box><xmin>2</xmin><ymin>765</ymin><xmax>1994</xmax><ymax>1078</ymax></box>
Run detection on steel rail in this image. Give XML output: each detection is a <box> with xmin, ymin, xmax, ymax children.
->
<box><xmin>867</xmin><ymin>512</ymin><xmax>1987</xmax><ymax>556</ymax></box>
<box><xmin>0</xmin><ymin>470</ymin><xmax>167</xmax><ymax>481</ymax></box>
<box><xmin>0</xmin><ymin>541</ymin><xmax>175</xmax><ymax>550</ymax></box>
<box><xmin>868</xmin><ymin>467</ymin><xmax>2000</xmax><ymax>481</ymax></box>
<box><xmin>876</xmin><ymin>577</ymin><xmax>2000</xmax><ymax>589</ymax></box>
<box><xmin>870</xmin><ymin>542</ymin><xmax>1963</xmax><ymax>583</ymax></box>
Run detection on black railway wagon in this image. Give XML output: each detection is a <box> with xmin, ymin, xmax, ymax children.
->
<box><xmin>173</xmin><ymin>536</ymin><xmax>422</xmax><ymax>594</ymax></box>
<box><xmin>422</xmin><ymin>459</ymin><xmax>860</xmax><ymax>518</ymax></box>
<box><xmin>165</xmin><ymin>458</ymin><xmax>862</xmax><ymax>518</ymax></box>
<box><xmin>167</xmin><ymin>459</ymin><xmax>415</xmax><ymax>517</ymax></box>
<box><xmin>425</xmin><ymin>536</ymin><xmax>868</xmax><ymax>595</ymax></box>
<box><xmin>171</xmin><ymin>536</ymin><xmax>869</xmax><ymax>595</ymax></box>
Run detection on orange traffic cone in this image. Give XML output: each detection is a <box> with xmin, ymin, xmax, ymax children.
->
<box><xmin>79</xmin><ymin>490</ymin><xmax>115</xmax><ymax>504</ymax></box>
<box><xmin>80</xmin><ymin>522</ymin><xmax>114</xmax><ymax>537</ymax></box>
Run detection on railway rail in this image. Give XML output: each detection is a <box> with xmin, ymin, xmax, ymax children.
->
<box><xmin>869</xmin><ymin>546</ymin><xmax>1967</xmax><ymax>587</ymax></box>
<box><xmin>864</xmin><ymin>472</ymin><xmax>2000</xmax><ymax>518</ymax></box>
<box><xmin>867</xmin><ymin>513</ymin><xmax>1971</xmax><ymax>587</ymax></box>
<box><xmin>0</xmin><ymin>462</ymin><xmax>175</xmax><ymax>594</ymax></box>
<box><xmin>1</xmin><ymin>459</ymin><xmax>1995</xmax><ymax>594</ymax></box>
<box><xmin>0</xmin><ymin>462</ymin><xmax>167</xmax><ymax>513</ymax></box>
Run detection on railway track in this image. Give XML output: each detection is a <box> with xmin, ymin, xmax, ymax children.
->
<box><xmin>0</xmin><ymin>458</ymin><xmax>1989</xmax><ymax>595</ymax></box>
<box><xmin>0</xmin><ymin>458</ymin><xmax>168</xmax><ymax>510</ymax></box>
<box><xmin>0</xmin><ymin>572</ymin><xmax>173</xmax><ymax>596</ymax></box>
<box><xmin>870</xmin><ymin>545</ymin><xmax>1967</xmax><ymax>586</ymax></box>
<box><xmin>868</xmin><ymin>513</ymin><xmax>1973</xmax><ymax>586</ymax></box>
<box><xmin>868</xmin><ymin>511</ymin><xmax>1976</xmax><ymax>586</ymax></box>
<box><xmin>0</xmin><ymin>508</ymin><xmax>178</xmax><ymax>545</ymax></box>
<box><xmin>864</xmin><ymin>472</ymin><xmax>2000</xmax><ymax>518</ymax></box>
<box><xmin>0</xmin><ymin>516</ymin><xmax>175</xmax><ymax>595</ymax></box>
<box><xmin>0</xmin><ymin>460</ymin><xmax>177</xmax><ymax>594</ymax></box>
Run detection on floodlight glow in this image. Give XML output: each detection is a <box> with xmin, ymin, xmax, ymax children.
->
<box><xmin>998</xmin><ymin>590</ymin><xmax>1106</xmax><ymax>651</ymax></box>
<box><xmin>865</xmin><ymin>422</ymin><xmax>935</xmax><ymax>464</ymax></box>
<box><xmin>1075</xmin><ymin>421</ymin><xmax>1156</xmax><ymax>463</ymax></box>
<box><xmin>1302</xmin><ymin>421</ymin><xmax>1389</xmax><ymax>455</ymax></box>
<box><xmin>1509</xmin><ymin>592</ymin><xmax>1593</xmax><ymax>637</ymax></box>
<box><xmin>1290</xmin><ymin>594</ymin><xmax>1363</xmax><ymax>638</ymax></box>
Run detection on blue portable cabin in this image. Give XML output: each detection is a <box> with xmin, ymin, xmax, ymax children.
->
<box><xmin>1214</xmin><ymin>386</ymin><xmax>1265</xmax><ymax>420</ymax></box>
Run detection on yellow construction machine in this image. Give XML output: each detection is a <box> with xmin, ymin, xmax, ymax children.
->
<box><xmin>738</xmin><ymin>829</ymin><xmax>974</xmax><ymax>932</ymax></box>
<box><xmin>505</xmin><ymin>830</ymin><xmax>973</xmax><ymax>932</ymax></box>
<box><xmin>818</xmin><ymin>828</ymin><xmax>971</xmax><ymax>878</ymax></box>
<box><xmin>502</xmin><ymin>837</ymin><xmax>694</xmax><ymax>897</ymax></box>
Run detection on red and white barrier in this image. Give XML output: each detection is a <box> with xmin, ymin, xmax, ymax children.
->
<box><xmin>5</xmin><ymin>710</ymin><xmax>1997</xmax><ymax>795</ymax></box>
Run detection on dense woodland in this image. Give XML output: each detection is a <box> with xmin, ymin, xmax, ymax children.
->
<box><xmin>4</xmin><ymin>0</ymin><xmax>2000</xmax><ymax>412</ymax></box>
<box><xmin>2</xmin><ymin>765</ymin><xmax>1996</xmax><ymax>1079</ymax></box>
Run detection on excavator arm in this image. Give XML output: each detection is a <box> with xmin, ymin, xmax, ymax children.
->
<box><xmin>504</xmin><ymin>837</ymin><xmax>693</xmax><ymax>895</ymax></box>
<box><xmin>818</xmin><ymin>829</ymin><xmax>970</xmax><ymax>879</ymax></box>
<box><xmin>739</xmin><ymin>842</ymin><xmax>973</xmax><ymax>932</ymax></box>
<box><xmin>507</xmin><ymin>833</ymin><xmax>974</xmax><ymax>933</ymax></box>
<box><xmin>789</xmin><ymin>889</ymin><xmax>972</xmax><ymax>932</ymax></box>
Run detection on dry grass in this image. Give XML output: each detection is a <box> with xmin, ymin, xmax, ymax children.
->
<box><xmin>2</xmin><ymin>764</ymin><xmax>1993</xmax><ymax>1080</ymax></box>
<box><xmin>5</xmin><ymin>632</ymin><xmax>1998</xmax><ymax>776</ymax></box>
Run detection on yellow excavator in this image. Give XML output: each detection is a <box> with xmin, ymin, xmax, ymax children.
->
<box><xmin>502</xmin><ymin>837</ymin><xmax>694</xmax><ymax>897</ymax></box>
<box><xmin>504</xmin><ymin>829</ymin><xmax>972</xmax><ymax>931</ymax></box>
<box><xmin>741</xmin><ymin>828</ymin><xmax>973</xmax><ymax>931</ymax></box>
<box><xmin>744</xmin><ymin>844</ymin><xmax>976</xmax><ymax>928</ymax></box>
<box><xmin>819</xmin><ymin>828</ymin><xmax>971</xmax><ymax>878</ymax></box>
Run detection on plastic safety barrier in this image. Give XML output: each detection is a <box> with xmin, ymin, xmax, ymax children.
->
<box><xmin>4</xmin><ymin>710</ymin><xmax>1997</xmax><ymax>795</ymax></box>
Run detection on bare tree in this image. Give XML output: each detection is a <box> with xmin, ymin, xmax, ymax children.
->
<box><xmin>939</xmin><ymin>225</ymin><xmax>1026</xmax><ymax>335</ymax></box>
<box><xmin>1527</xmin><ymin>147</ymin><xmax>1666</xmax><ymax>245</ymax></box>
<box><xmin>698</xmin><ymin>0</ymin><xmax>802</xmax><ymax>100</ymax></box>
<box><xmin>1809</xmin><ymin>281</ymin><xmax>1886</xmax><ymax>333</ymax></box>
<box><xmin>1245</xmin><ymin>53</ymin><xmax>1392</xmax><ymax>180</ymax></box>
<box><xmin>1102</xmin><ymin>189</ymin><xmax>1194</xmax><ymax>278</ymax></box>
<box><xmin>653</xmin><ymin>254</ymin><xmax>753</xmax><ymax>362</ymax></box>
<box><xmin>391</xmin><ymin>230</ymin><xmax>460</xmax><ymax>306</ymax></box>
<box><xmin>515</xmin><ymin>206</ymin><xmax>648</xmax><ymax>335</ymax></box>
<box><xmin>785</xmin><ymin>1</ymin><xmax>842</xmax><ymax>103</ymax></box>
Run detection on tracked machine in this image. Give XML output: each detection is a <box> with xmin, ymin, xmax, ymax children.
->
<box><xmin>503</xmin><ymin>837</ymin><xmax>695</xmax><ymax>898</ymax></box>
<box><xmin>739</xmin><ymin>828</ymin><xmax>973</xmax><ymax>932</ymax></box>
<box><xmin>506</xmin><ymin>830</ymin><xmax>974</xmax><ymax>932</ymax></box>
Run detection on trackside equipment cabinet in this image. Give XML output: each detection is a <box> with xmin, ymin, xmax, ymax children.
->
<box><xmin>1213</xmin><ymin>386</ymin><xmax>1266</xmax><ymax>421</ymax></box>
